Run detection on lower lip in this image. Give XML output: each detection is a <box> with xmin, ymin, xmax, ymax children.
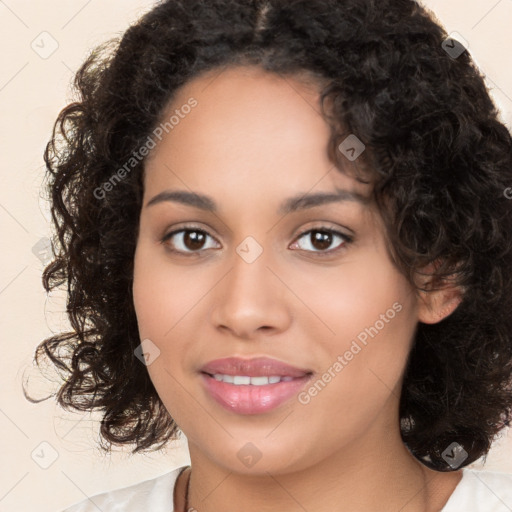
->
<box><xmin>200</xmin><ymin>373</ymin><xmax>313</xmax><ymax>415</ymax></box>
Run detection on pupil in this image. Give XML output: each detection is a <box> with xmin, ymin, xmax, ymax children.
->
<box><xmin>312</xmin><ymin>231</ymin><xmax>331</xmax><ymax>250</ymax></box>
<box><xmin>185</xmin><ymin>231</ymin><xmax>205</xmax><ymax>250</ymax></box>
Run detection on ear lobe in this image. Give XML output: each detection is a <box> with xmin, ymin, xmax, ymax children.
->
<box><xmin>415</xmin><ymin>260</ymin><xmax>464</xmax><ymax>324</ymax></box>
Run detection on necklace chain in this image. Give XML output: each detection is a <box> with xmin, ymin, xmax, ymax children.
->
<box><xmin>184</xmin><ymin>467</ymin><xmax>191</xmax><ymax>512</ymax></box>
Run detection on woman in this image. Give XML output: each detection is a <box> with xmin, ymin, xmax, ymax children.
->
<box><xmin>26</xmin><ymin>0</ymin><xmax>512</xmax><ymax>510</ymax></box>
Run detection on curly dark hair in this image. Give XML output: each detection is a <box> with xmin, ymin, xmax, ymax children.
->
<box><xmin>24</xmin><ymin>0</ymin><xmax>512</xmax><ymax>471</ymax></box>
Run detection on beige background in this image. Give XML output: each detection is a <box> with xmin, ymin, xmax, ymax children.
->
<box><xmin>1</xmin><ymin>1</ymin><xmax>511</xmax><ymax>511</ymax></box>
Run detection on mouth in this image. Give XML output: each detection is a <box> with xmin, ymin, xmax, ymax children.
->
<box><xmin>200</xmin><ymin>356</ymin><xmax>313</xmax><ymax>379</ymax></box>
<box><xmin>201</xmin><ymin>373</ymin><xmax>304</xmax><ymax>385</ymax></box>
<box><xmin>199</xmin><ymin>358</ymin><xmax>314</xmax><ymax>415</ymax></box>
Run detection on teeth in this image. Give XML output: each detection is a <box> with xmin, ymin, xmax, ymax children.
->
<box><xmin>212</xmin><ymin>374</ymin><xmax>295</xmax><ymax>385</ymax></box>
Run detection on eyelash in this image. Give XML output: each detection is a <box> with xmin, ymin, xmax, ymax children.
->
<box><xmin>160</xmin><ymin>225</ymin><xmax>354</xmax><ymax>257</ymax></box>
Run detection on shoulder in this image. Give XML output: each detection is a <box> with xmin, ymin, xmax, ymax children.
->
<box><xmin>59</xmin><ymin>465</ymin><xmax>188</xmax><ymax>512</ymax></box>
<box><xmin>442</xmin><ymin>468</ymin><xmax>512</xmax><ymax>511</ymax></box>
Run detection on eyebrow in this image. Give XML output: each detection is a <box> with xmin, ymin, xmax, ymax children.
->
<box><xmin>145</xmin><ymin>188</ymin><xmax>371</xmax><ymax>214</ymax></box>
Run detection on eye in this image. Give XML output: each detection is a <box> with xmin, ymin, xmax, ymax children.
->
<box><xmin>290</xmin><ymin>227</ymin><xmax>352</xmax><ymax>255</ymax></box>
<box><xmin>160</xmin><ymin>225</ymin><xmax>353</xmax><ymax>256</ymax></box>
<box><xmin>161</xmin><ymin>227</ymin><xmax>219</xmax><ymax>254</ymax></box>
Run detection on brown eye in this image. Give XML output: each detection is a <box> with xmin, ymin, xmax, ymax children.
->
<box><xmin>310</xmin><ymin>231</ymin><xmax>334</xmax><ymax>251</ymax></box>
<box><xmin>183</xmin><ymin>231</ymin><xmax>206</xmax><ymax>250</ymax></box>
<box><xmin>161</xmin><ymin>228</ymin><xmax>218</xmax><ymax>254</ymax></box>
<box><xmin>291</xmin><ymin>228</ymin><xmax>352</xmax><ymax>255</ymax></box>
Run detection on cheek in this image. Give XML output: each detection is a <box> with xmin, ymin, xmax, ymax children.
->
<box><xmin>132</xmin><ymin>242</ymin><xmax>215</xmax><ymax>380</ymax></box>
<box><xmin>132</xmin><ymin>244</ymin><xmax>197</xmax><ymax>424</ymax></box>
<box><xmin>132</xmin><ymin>242</ymin><xmax>205</xmax><ymax>337</ymax></box>
<box><xmin>292</xmin><ymin>253</ymin><xmax>413</xmax><ymax>344</ymax></box>
<box><xmin>292</xmin><ymin>252</ymin><xmax>416</xmax><ymax>405</ymax></box>
<box><xmin>132</xmin><ymin>245</ymin><xmax>185</xmax><ymax>389</ymax></box>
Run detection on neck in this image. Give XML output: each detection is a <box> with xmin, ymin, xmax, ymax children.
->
<box><xmin>182</xmin><ymin>418</ymin><xmax>462</xmax><ymax>512</ymax></box>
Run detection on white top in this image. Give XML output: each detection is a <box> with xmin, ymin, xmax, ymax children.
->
<box><xmin>61</xmin><ymin>465</ymin><xmax>512</xmax><ymax>511</ymax></box>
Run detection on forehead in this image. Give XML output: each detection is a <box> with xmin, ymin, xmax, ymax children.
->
<box><xmin>143</xmin><ymin>65</ymin><xmax>372</xmax><ymax>210</ymax></box>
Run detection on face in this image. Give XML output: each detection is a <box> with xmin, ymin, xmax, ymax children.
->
<box><xmin>132</xmin><ymin>65</ymin><xmax>421</xmax><ymax>475</ymax></box>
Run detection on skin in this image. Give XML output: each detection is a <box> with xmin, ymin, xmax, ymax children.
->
<box><xmin>132</xmin><ymin>65</ymin><xmax>463</xmax><ymax>512</ymax></box>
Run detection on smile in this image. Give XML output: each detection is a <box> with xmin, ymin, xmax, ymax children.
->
<box><xmin>210</xmin><ymin>374</ymin><xmax>295</xmax><ymax>385</ymax></box>
<box><xmin>200</xmin><ymin>372</ymin><xmax>313</xmax><ymax>414</ymax></box>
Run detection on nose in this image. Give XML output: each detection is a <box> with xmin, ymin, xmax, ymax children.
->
<box><xmin>210</xmin><ymin>245</ymin><xmax>292</xmax><ymax>340</ymax></box>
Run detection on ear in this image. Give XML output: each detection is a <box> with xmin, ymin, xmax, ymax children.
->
<box><xmin>415</xmin><ymin>260</ymin><xmax>464</xmax><ymax>324</ymax></box>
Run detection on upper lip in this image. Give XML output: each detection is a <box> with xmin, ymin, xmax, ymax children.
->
<box><xmin>200</xmin><ymin>357</ymin><xmax>313</xmax><ymax>378</ymax></box>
